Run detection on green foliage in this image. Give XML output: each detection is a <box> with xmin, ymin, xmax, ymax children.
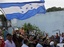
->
<box><xmin>23</xmin><ymin>23</ymin><xmax>41</xmax><ymax>34</ymax></box>
<box><xmin>47</xmin><ymin>7</ymin><xmax>64</xmax><ymax>12</ymax></box>
<box><xmin>0</xmin><ymin>14</ymin><xmax>7</xmax><ymax>21</ymax></box>
<box><xmin>0</xmin><ymin>14</ymin><xmax>7</xmax><ymax>28</ymax></box>
<box><xmin>22</xmin><ymin>23</ymin><xmax>45</xmax><ymax>36</ymax></box>
<box><xmin>23</xmin><ymin>23</ymin><xmax>33</xmax><ymax>31</ymax></box>
<box><xmin>23</xmin><ymin>23</ymin><xmax>39</xmax><ymax>31</ymax></box>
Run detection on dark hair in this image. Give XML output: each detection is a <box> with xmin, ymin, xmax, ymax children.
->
<box><xmin>6</xmin><ymin>33</ymin><xmax>12</xmax><ymax>37</ymax></box>
<box><xmin>24</xmin><ymin>40</ymin><xmax>28</xmax><ymax>44</ymax></box>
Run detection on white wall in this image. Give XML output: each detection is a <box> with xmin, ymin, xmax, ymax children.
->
<box><xmin>11</xmin><ymin>11</ymin><xmax>64</xmax><ymax>36</ymax></box>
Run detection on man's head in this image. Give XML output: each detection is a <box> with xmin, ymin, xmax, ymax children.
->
<box><xmin>14</xmin><ymin>28</ymin><xmax>19</xmax><ymax>34</ymax></box>
<box><xmin>24</xmin><ymin>40</ymin><xmax>29</xmax><ymax>45</ymax></box>
<box><xmin>6</xmin><ymin>33</ymin><xmax>12</xmax><ymax>41</ymax></box>
<box><xmin>21</xmin><ymin>27</ymin><xmax>24</xmax><ymax>30</ymax></box>
<box><xmin>56</xmin><ymin>33</ymin><xmax>59</xmax><ymax>36</ymax></box>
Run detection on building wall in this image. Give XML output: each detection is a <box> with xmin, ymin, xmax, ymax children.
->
<box><xmin>11</xmin><ymin>11</ymin><xmax>64</xmax><ymax>36</ymax></box>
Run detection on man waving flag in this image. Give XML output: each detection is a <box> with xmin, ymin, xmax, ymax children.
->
<box><xmin>0</xmin><ymin>0</ymin><xmax>46</xmax><ymax>20</ymax></box>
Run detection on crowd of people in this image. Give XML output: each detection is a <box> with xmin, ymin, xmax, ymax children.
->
<box><xmin>0</xmin><ymin>27</ymin><xmax>64</xmax><ymax>47</ymax></box>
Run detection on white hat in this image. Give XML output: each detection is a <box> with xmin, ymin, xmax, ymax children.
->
<box><xmin>14</xmin><ymin>28</ymin><xmax>19</xmax><ymax>30</ymax></box>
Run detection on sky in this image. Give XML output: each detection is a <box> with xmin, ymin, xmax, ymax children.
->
<box><xmin>0</xmin><ymin>0</ymin><xmax>64</xmax><ymax>14</ymax></box>
<box><xmin>45</xmin><ymin>0</ymin><xmax>64</xmax><ymax>9</ymax></box>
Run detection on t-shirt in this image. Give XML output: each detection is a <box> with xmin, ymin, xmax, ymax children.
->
<box><xmin>5</xmin><ymin>40</ymin><xmax>16</xmax><ymax>47</ymax></box>
<box><xmin>0</xmin><ymin>36</ymin><xmax>5</xmax><ymax>47</ymax></box>
<box><xmin>57</xmin><ymin>43</ymin><xmax>64</xmax><ymax>47</ymax></box>
<box><xmin>21</xmin><ymin>44</ymin><xmax>28</xmax><ymax>47</ymax></box>
<box><xmin>50</xmin><ymin>41</ymin><xmax>54</xmax><ymax>45</ymax></box>
<box><xmin>36</xmin><ymin>43</ymin><xmax>43</xmax><ymax>47</ymax></box>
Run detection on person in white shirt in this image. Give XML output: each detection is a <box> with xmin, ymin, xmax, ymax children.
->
<box><xmin>5</xmin><ymin>33</ymin><xmax>16</xmax><ymax>47</ymax></box>
<box><xmin>50</xmin><ymin>41</ymin><xmax>54</xmax><ymax>47</ymax></box>
<box><xmin>57</xmin><ymin>43</ymin><xmax>64</xmax><ymax>47</ymax></box>
<box><xmin>50</xmin><ymin>41</ymin><xmax>54</xmax><ymax>45</ymax></box>
<box><xmin>60</xmin><ymin>35</ymin><xmax>63</xmax><ymax>43</ymax></box>
<box><xmin>21</xmin><ymin>40</ymin><xmax>29</xmax><ymax>47</ymax></box>
<box><xmin>36</xmin><ymin>43</ymin><xmax>43</xmax><ymax>47</ymax></box>
<box><xmin>36</xmin><ymin>39</ymin><xmax>43</xmax><ymax>47</ymax></box>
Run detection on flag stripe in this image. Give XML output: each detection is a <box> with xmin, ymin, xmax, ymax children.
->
<box><xmin>0</xmin><ymin>1</ymin><xmax>44</xmax><ymax>8</ymax></box>
<box><xmin>6</xmin><ymin>6</ymin><xmax>46</xmax><ymax>20</ymax></box>
<box><xmin>0</xmin><ymin>0</ymin><xmax>46</xmax><ymax>20</ymax></box>
<box><xmin>0</xmin><ymin>0</ymin><xmax>44</xmax><ymax>3</ymax></box>
<box><xmin>3</xmin><ymin>3</ymin><xmax>44</xmax><ymax>14</ymax></box>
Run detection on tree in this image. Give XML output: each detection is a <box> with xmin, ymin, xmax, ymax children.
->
<box><xmin>0</xmin><ymin>14</ymin><xmax>7</xmax><ymax>28</ymax></box>
<box><xmin>23</xmin><ymin>23</ymin><xmax>33</xmax><ymax>31</ymax></box>
<box><xmin>46</xmin><ymin>7</ymin><xmax>64</xmax><ymax>12</ymax></box>
<box><xmin>23</xmin><ymin>23</ymin><xmax>42</xmax><ymax>35</ymax></box>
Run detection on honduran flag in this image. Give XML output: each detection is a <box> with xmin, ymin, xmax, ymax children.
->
<box><xmin>0</xmin><ymin>0</ymin><xmax>46</xmax><ymax>20</ymax></box>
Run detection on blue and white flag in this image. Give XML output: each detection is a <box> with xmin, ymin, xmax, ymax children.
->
<box><xmin>0</xmin><ymin>0</ymin><xmax>46</xmax><ymax>20</ymax></box>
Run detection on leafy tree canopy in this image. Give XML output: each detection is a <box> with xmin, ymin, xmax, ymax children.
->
<box><xmin>46</xmin><ymin>7</ymin><xmax>64</xmax><ymax>12</ymax></box>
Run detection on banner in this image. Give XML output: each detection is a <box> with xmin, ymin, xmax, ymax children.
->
<box><xmin>0</xmin><ymin>0</ymin><xmax>46</xmax><ymax>20</ymax></box>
